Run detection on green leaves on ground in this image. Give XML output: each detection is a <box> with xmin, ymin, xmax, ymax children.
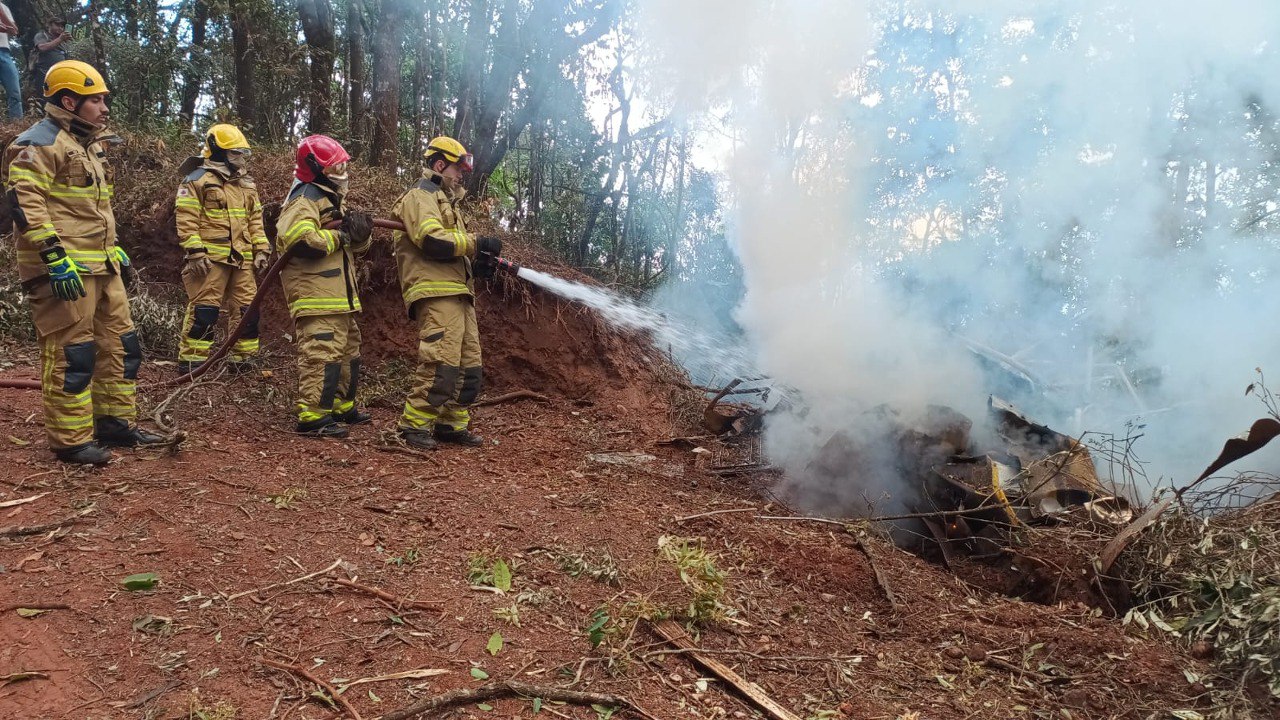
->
<box><xmin>492</xmin><ymin>559</ymin><xmax>512</xmax><ymax>592</ymax></box>
<box><xmin>486</xmin><ymin>631</ymin><xmax>503</xmax><ymax>655</ymax></box>
<box><xmin>120</xmin><ymin>572</ymin><xmax>159</xmax><ymax>591</ymax></box>
<box><xmin>470</xmin><ymin>667</ymin><xmax>489</xmax><ymax>680</ymax></box>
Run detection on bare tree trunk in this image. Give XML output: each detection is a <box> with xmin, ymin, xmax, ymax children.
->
<box><xmin>465</xmin><ymin>0</ymin><xmax>621</xmax><ymax>195</ymax></box>
<box><xmin>347</xmin><ymin>0</ymin><xmax>367</xmax><ymax>157</ymax></box>
<box><xmin>86</xmin><ymin>0</ymin><xmax>108</xmax><ymax>68</ymax></box>
<box><xmin>577</xmin><ymin>55</ymin><xmax>630</xmax><ymax>269</ymax></box>
<box><xmin>370</xmin><ymin>0</ymin><xmax>408</xmax><ymax>168</ymax></box>
<box><xmin>298</xmin><ymin>0</ymin><xmax>336</xmax><ymax>134</ymax></box>
<box><xmin>179</xmin><ymin>0</ymin><xmax>210</xmax><ymax>129</ymax></box>
<box><xmin>229</xmin><ymin>0</ymin><xmax>257</xmax><ymax>129</ymax></box>
<box><xmin>453</xmin><ymin>0</ymin><xmax>491</xmax><ymax>140</ymax></box>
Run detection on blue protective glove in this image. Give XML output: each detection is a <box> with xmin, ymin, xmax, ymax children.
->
<box><xmin>39</xmin><ymin>245</ymin><xmax>88</xmax><ymax>301</ymax></box>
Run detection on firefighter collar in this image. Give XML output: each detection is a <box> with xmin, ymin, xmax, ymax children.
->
<box><xmin>419</xmin><ymin>172</ymin><xmax>467</xmax><ymax>202</ymax></box>
<box><xmin>43</xmin><ymin>103</ymin><xmax>112</xmax><ymax>147</ymax></box>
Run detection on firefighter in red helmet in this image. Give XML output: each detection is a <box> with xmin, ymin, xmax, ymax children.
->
<box><xmin>273</xmin><ymin>135</ymin><xmax>373</xmax><ymax>437</ymax></box>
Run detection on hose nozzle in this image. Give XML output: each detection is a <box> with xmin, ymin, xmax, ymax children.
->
<box><xmin>495</xmin><ymin>257</ymin><xmax>522</xmax><ymax>276</ymax></box>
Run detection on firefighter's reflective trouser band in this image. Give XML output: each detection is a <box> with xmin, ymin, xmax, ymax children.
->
<box><xmin>178</xmin><ymin>262</ymin><xmax>259</xmax><ymax>364</ymax></box>
<box><xmin>295</xmin><ymin>314</ymin><xmax>362</xmax><ymax>421</ymax></box>
<box><xmin>401</xmin><ymin>295</ymin><xmax>481</xmax><ymax>432</ymax></box>
<box><xmin>29</xmin><ymin>273</ymin><xmax>141</xmax><ymax>449</ymax></box>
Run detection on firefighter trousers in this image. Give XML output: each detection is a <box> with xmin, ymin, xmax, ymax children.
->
<box><xmin>26</xmin><ymin>273</ymin><xmax>141</xmax><ymax>450</ymax></box>
<box><xmin>179</xmin><ymin>262</ymin><xmax>259</xmax><ymax>364</ymax></box>
<box><xmin>400</xmin><ymin>295</ymin><xmax>482</xmax><ymax>432</ymax></box>
<box><xmin>294</xmin><ymin>313</ymin><xmax>362</xmax><ymax>422</ymax></box>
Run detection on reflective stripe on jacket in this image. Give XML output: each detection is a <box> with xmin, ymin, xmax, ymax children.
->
<box><xmin>274</xmin><ymin>181</ymin><xmax>362</xmax><ymax>318</ymax></box>
<box><xmin>6</xmin><ymin>104</ymin><xmax>120</xmax><ymax>283</ymax></box>
<box><xmin>391</xmin><ymin>176</ymin><xmax>475</xmax><ymax>316</ymax></box>
<box><xmin>174</xmin><ymin>159</ymin><xmax>267</xmax><ymax>268</ymax></box>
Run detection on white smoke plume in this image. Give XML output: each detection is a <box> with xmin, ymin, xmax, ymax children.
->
<box><xmin>638</xmin><ymin>0</ymin><xmax>1280</xmax><ymax>514</ymax></box>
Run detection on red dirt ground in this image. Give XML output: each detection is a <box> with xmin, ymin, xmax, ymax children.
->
<box><xmin>0</xmin><ymin>286</ymin><xmax>1212</xmax><ymax>720</ymax></box>
<box><xmin>0</xmin><ymin>133</ymin><xmax>1219</xmax><ymax>720</ymax></box>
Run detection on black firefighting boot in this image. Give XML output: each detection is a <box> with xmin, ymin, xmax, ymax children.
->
<box><xmin>53</xmin><ymin>441</ymin><xmax>113</xmax><ymax>466</ymax></box>
<box><xmin>176</xmin><ymin>360</ymin><xmax>203</xmax><ymax>376</ymax></box>
<box><xmin>434</xmin><ymin>425</ymin><xmax>484</xmax><ymax>447</ymax></box>
<box><xmin>333</xmin><ymin>408</ymin><xmax>372</xmax><ymax>425</ymax></box>
<box><xmin>397</xmin><ymin>428</ymin><xmax>438</xmax><ymax>450</ymax></box>
<box><xmin>95</xmin><ymin>417</ymin><xmax>167</xmax><ymax>448</ymax></box>
<box><xmin>297</xmin><ymin>416</ymin><xmax>349</xmax><ymax>439</ymax></box>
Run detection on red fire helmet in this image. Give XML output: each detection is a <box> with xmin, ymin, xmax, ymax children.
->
<box><xmin>294</xmin><ymin>135</ymin><xmax>351</xmax><ymax>183</ymax></box>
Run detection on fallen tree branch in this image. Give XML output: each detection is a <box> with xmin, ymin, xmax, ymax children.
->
<box><xmin>650</xmin><ymin>619</ymin><xmax>803</xmax><ymax>720</ymax></box>
<box><xmin>474</xmin><ymin>390</ymin><xmax>551</xmax><ymax>408</ymax></box>
<box><xmin>983</xmin><ymin>655</ymin><xmax>1081</xmax><ymax>684</ymax></box>
<box><xmin>0</xmin><ymin>515</ymin><xmax>83</xmax><ymax>538</ymax></box>
<box><xmin>225</xmin><ymin>559</ymin><xmax>345</xmax><ymax>602</ymax></box>
<box><xmin>378</xmin><ymin>680</ymin><xmax>629</xmax><ymax>720</ymax></box>
<box><xmin>640</xmin><ymin>647</ymin><xmax>866</xmax><ymax>663</ymax></box>
<box><xmin>853</xmin><ymin>536</ymin><xmax>900</xmax><ymax>613</ymax></box>
<box><xmin>674</xmin><ymin>507</ymin><xmax>758</xmax><ymax>523</ymax></box>
<box><xmin>261</xmin><ymin>659</ymin><xmax>363</xmax><ymax>720</ymax></box>
<box><xmin>332</xmin><ymin>578</ymin><xmax>441</xmax><ymax>610</ymax></box>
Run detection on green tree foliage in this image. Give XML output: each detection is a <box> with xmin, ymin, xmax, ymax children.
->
<box><xmin>6</xmin><ymin>0</ymin><xmax>714</xmax><ymax>291</ymax></box>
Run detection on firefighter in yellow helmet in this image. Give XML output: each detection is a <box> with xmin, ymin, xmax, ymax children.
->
<box><xmin>274</xmin><ymin>135</ymin><xmax>374</xmax><ymax>438</ymax></box>
<box><xmin>5</xmin><ymin>60</ymin><xmax>164</xmax><ymax>464</ymax></box>
<box><xmin>173</xmin><ymin>124</ymin><xmax>269</xmax><ymax>373</ymax></box>
<box><xmin>390</xmin><ymin>136</ymin><xmax>500</xmax><ymax>450</ymax></box>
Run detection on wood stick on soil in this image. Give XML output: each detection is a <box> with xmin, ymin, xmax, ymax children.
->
<box><xmin>675</xmin><ymin>507</ymin><xmax>759</xmax><ymax>523</ymax></box>
<box><xmin>2</xmin><ymin>603</ymin><xmax>71</xmax><ymax>613</ymax></box>
<box><xmin>650</xmin><ymin>619</ymin><xmax>804</xmax><ymax>720</ymax></box>
<box><xmin>112</xmin><ymin>679</ymin><xmax>183</xmax><ymax>710</ymax></box>
<box><xmin>225</xmin><ymin>559</ymin><xmax>344</xmax><ymax>602</ymax></box>
<box><xmin>378</xmin><ymin>681</ymin><xmax>629</xmax><ymax>720</ymax></box>
<box><xmin>982</xmin><ymin>655</ymin><xmax>1080</xmax><ymax>684</ymax></box>
<box><xmin>0</xmin><ymin>515</ymin><xmax>82</xmax><ymax>538</ymax></box>
<box><xmin>473</xmin><ymin>389</ymin><xmax>551</xmax><ymax>408</ymax></box>
<box><xmin>0</xmin><ymin>492</ymin><xmax>48</xmax><ymax>509</ymax></box>
<box><xmin>260</xmin><ymin>659</ymin><xmax>363</xmax><ymax>720</ymax></box>
<box><xmin>853</xmin><ymin>536</ymin><xmax>900</xmax><ymax>613</ymax></box>
<box><xmin>332</xmin><ymin>578</ymin><xmax>442</xmax><ymax>610</ymax></box>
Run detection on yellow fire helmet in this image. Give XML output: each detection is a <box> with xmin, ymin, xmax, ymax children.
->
<box><xmin>424</xmin><ymin>136</ymin><xmax>474</xmax><ymax>171</ymax></box>
<box><xmin>44</xmin><ymin>60</ymin><xmax>109</xmax><ymax>98</ymax></box>
<box><xmin>203</xmin><ymin>123</ymin><xmax>251</xmax><ymax>158</ymax></box>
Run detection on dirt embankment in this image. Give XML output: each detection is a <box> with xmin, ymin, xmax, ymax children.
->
<box><xmin>0</xmin><ymin>122</ymin><xmax>675</xmax><ymax>417</ymax></box>
<box><xmin>0</xmin><ymin>125</ymin><xmax>1236</xmax><ymax>719</ymax></box>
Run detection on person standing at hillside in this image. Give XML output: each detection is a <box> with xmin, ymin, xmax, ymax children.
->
<box><xmin>274</xmin><ymin>135</ymin><xmax>373</xmax><ymax>438</ymax></box>
<box><xmin>5</xmin><ymin>61</ymin><xmax>164</xmax><ymax>464</ymax></box>
<box><xmin>389</xmin><ymin>136</ymin><xmax>501</xmax><ymax>450</ymax></box>
<box><xmin>0</xmin><ymin>2</ymin><xmax>25</xmax><ymax>119</ymax></box>
<box><xmin>30</xmin><ymin>17</ymin><xmax>71</xmax><ymax>93</ymax></box>
<box><xmin>172</xmin><ymin>123</ymin><xmax>269</xmax><ymax>374</ymax></box>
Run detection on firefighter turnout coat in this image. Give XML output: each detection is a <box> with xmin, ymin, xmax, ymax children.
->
<box><xmin>391</xmin><ymin>175</ymin><xmax>483</xmax><ymax>432</ymax></box>
<box><xmin>5</xmin><ymin>103</ymin><xmax>141</xmax><ymax>450</ymax></box>
<box><xmin>174</xmin><ymin>158</ymin><xmax>267</xmax><ymax>267</ymax></box>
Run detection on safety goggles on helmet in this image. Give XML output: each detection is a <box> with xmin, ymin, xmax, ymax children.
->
<box><xmin>456</xmin><ymin>153</ymin><xmax>474</xmax><ymax>172</ymax></box>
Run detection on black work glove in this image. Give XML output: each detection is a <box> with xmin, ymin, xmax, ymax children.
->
<box><xmin>474</xmin><ymin>235</ymin><xmax>503</xmax><ymax>279</ymax></box>
<box><xmin>341</xmin><ymin>210</ymin><xmax>373</xmax><ymax>251</ymax></box>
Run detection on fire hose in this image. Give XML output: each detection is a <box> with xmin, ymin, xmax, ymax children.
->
<box><xmin>0</xmin><ymin>218</ymin><xmax>522</xmax><ymax>391</ymax></box>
